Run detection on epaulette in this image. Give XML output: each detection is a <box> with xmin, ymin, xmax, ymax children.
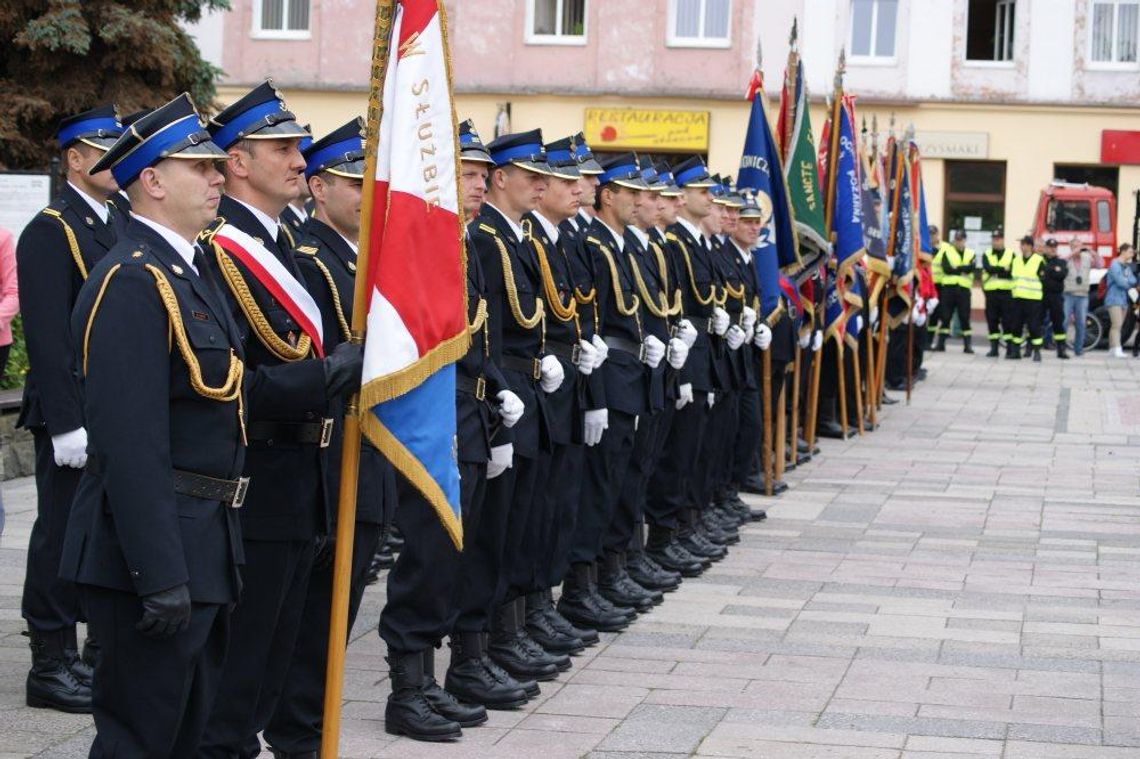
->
<box><xmin>296</xmin><ymin>245</ymin><xmax>319</xmax><ymax>256</ymax></box>
<box><xmin>478</xmin><ymin>223</ymin><xmax>498</xmax><ymax>236</ymax></box>
<box><xmin>198</xmin><ymin>216</ymin><xmax>226</xmax><ymax>245</ymax></box>
<box><xmin>585</xmin><ymin>236</ymin><xmax>603</xmax><ymax>246</ymax></box>
<box><xmin>665</xmin><ymin>231</ymin><xmax>680</xmax><ymax>242</ymax></box>
<box><xmin>40</xmin><ymin>207</ymin><xmax>89</xmax><ymax>280</ymax></box>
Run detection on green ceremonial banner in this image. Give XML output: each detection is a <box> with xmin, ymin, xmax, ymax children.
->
<box><xmin>784</xmin><ymin>95</ymin><xmax>828</xmax><ymax>253</ymax></box>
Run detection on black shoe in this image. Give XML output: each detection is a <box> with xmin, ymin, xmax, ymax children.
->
<box><xmin>680</xmin><ymin>528</ymin><xmax>725</xmax><ymax>562</ymax></box>
<box><xmin>541</xmin><ymin>591</ymin><xmax>599</xmax><ymax>646</ymax></box>
<box><xmin>557</xmin><ymin>564</ymin><xmax>631</xmax><ymax>632</ymax></box>
<box><xmin>886</xmin><ymin>380</ymin><xmax>906</xmax><ymax>392</ymax></box>
<box><xmin>963</xmin><ymin>337</ymin><xmax>974</xmax><ymax>354</ymax></box>
<box><xmin>422</xmin><ymin>648</ymin><xmax>487</xmax><ymax>727</ymax></box>
<box><xmin>488</xmin><ymin>603</ymin><xmax>559</xmax><ymax>682</ymax></box>
<box><xmin>514</xmin><ymin>598</ymin><xmax>571</xmax><ymax>671</ymax></box>
<box><xmin>915</xmin><ymin>368</ymin><xmax>928</xmax><ymax>381</ymax></box>
<box><xmin>646</xmin><ymin>532</ymin><xmax>704</xmax><ymax>577</ymax></box>
<box><xmin>524</xmin><ymin>592</ymin><xmax>584</xmax><ymax>654</ymax></box>
<box><xmin>986</xmin><ymin>340</ymin><xmax>1000</xmax><ymax>357</ymax></box>
<box><xmin>25</xmin><ymin>629</ymin><xmax>91</xmax><ymax>714</ymax></box>
<box><xmin>385</xmin><ymin>650</ymin><xmax>462</xmax><ymax>741</ymax></box>
<box><xmin>817</xmin><ymin>419</ymin><xmax>846</xmax><ymax>439</ymax></box>
<box><xmin>62</xmin><ymin>628</ymin><xmax>93</xmax><ymax>689</ymax></box>
<box><xmin>445</xmin><ymin>633</ymin><xmax>530</xmax><ymax>710</ymax></box>
<box><xmin>598</xmin><ymin>553</ymin><xmax>655</xmax><ymax>612</ymax></box>
<box><xmin>1032</xmin><ymin>347</ymin><xmax>1042</xmax><ymax>362</ymax></box>
<box><xmin>739</xmin><ymin>473</ymin><xmax>765</xmax><ymax>494</ymax></box>
<box><xmin>933</xmin><ymin>335</ymin><xmax>947</xmax><ymax>352</ymax></box>
<box><xmin>1058</xmin><ymin>343</ymin><xmax>1069</xmax><ymax>360</ymax></box>
<box><xmin>626</xmin><ymin>552</ymin><xmax>681</xmax><ymax>592</ymax></box>
<box><xmin>881</xmin><ymin>393</ymin><xmax>899</xmax><ymax>405</ymax></box>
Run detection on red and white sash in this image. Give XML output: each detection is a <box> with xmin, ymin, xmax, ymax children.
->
<box><xmin>212</xmin><ymin>223</ymin><xmax>326</xmax><ymax>357</ymax></box>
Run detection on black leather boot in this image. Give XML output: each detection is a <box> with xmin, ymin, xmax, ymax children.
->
<box><xmin>557</xmin><ymin>563</ymin><xmax>631</xmax><ymax>632</ymax></box>
<box><xmin>63</xmin><ymin>627</ymin><xmax>93</xmax><ymax>688</ymax></box>
<box><xmin>541</xmin><ymin>588</ymin><xmax>599</xmax><ymax>646</ymax></box>
<box><xmin>384</xmin><ymin>650</ymin><xmax>462</xmax><ymax>741</ymax></box>
<box><xmin>482</xmin><ymin>632</ymin><xmax>539</xmax><ymax>699</ymax></box>
<box><xmin>626</xmin><ymin>550</ymin><xmax>681</xmax><ymax>592</ymax></box>
<box><xmin>422</xmin><ymin>647</ymin><xmax>487</xmax><ymax>727</ymax></box>
<box><xmin>963</xmin><ymin>336</ymin><xmax>974</xmax><ymax>354</ymax></box>
<box><xmin>598</xmin><ymin>552</ymin><xmax>655</xmax><ymax>612</ymax></box>
<box><xmin>524</xmin><ymin>592</ymin><xmax>584</xmax><ymax>654</ymax></box>
<box><xmin>488</xmin><ymin>601</ymin><xmax>559</xmax><ymax>682</ymax></box>
<box><xmin>513</xmin><ymin>597</ymin><xmax>571</xmax><ymax>671</ymax></box>
<box><xmin>986</xmin><ymin>339</ymin><xmax>1000</xmax><ymax>357</ymax></box>
<box><xmin>445</xmin><ymin>632</ymin><xmax>530</xmax><ymax>709</ymax></box>
<box><xmin>26</xmin><ymin>628</ymin><xmax>91</xmax><ymax>714</ymax></box>
<box><xmin>1032</xmin><ymin>346</ymin><xmax>1042</xmax><ymax>362</ymax></box>
<box><xmin>934</xmin><ymin>333</ymin><xmax>947</xmax><ymax>352</ymax></box>
<box><xmin>646</xmin><ymin>524</ymin><xmax>704</xmax><ymax>576</ymax></box>
<box><xmin>1058</xmin><ymin>342</ymin><xmax>1069</xmax><ymax>359</ymax></box>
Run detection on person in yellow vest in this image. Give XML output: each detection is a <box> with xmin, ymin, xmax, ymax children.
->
<box><xmin>927</xmin><ymin>225</ymin><xmax>952</xmax><ymax>349</ymax></box>
<box><xmin>1008</xmin><ymin>235</ymin><xmax>1046</xmax><ymax>361</ymax></box>
<box><xmin>933</xmin><ymin>230</ymin><xmax>976</xmax><ymax>353</ymax></box>
<box><xmin>980</xmin><ymin>228</ymin><xmax>1015</xmax><ymax>357</ymax></box>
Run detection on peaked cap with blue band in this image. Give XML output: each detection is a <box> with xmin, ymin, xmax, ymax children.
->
<box><xmin>303</xmin><ymin>117</ymin><xmax>365</xmax><ymax>180</ymax></box>
<box><xmin>458</xmin><ymin>119</ymin><xmax>493</xmax><ymax>164</ymax></box>
<box><xmin>120</xmin><ymin>108</ymin><xmax>152</xmax><ymax>129</ymax></box>
<box><xmin>671</xmin><ymin>156</ymin><xmax>717</xmax><ymax>189</ymax></box>
<box><xmin>638</xmin><ymin>155</ymin><xmax>667</xmax><ymax>192</ymax></box>
<box><xmin>597</xmin><ymin>152</ymin><xmax>649</xmax><ymax>191</ymax></box>
<box><xmin>90</xmin><ymin>93</ymin><xmax>226</xmax><ymax>187</ymax></box>
<box><xmin>57</xmin><ymin>105</ymin><xmax>123</xmax><ymax>151</ymax></box>
<box><xmin>486</xmin><ymin>129</ymin><xmax>549</xmax><ymax>174</ymax></box>
<box><xmin>572</xmin><ymin>132</ymin><xmax>604</xmax><ymax>175</ymax></box>
<box><xmin>207</xmin><ymin>80</ymin><xmax>309</xmax><ymax>150</ymax></box>
<box><xmin>738</xmin><ymin>190</ymin><xmax>764</xmax><ymax>219</ymax></box>
<box><xmin>653</xmin><ymin>160</ymin><xmax>683</xmax><ymax>197</ymax></box>
<box><xmin>298</xmin><ymin>123</ymin><xmax>314</xmax><ymax>154</ymax></box>
<box><xmin>542</xmin><ymin>136</ymin><xmax>582</xmax><ymax>180</ymax></box>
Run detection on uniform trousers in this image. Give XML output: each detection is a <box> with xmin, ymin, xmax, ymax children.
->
<box><xmin>200</xmin><ymin>539</ymin><xmax>315</xmax><ymax>759</ymax></box>
<box><xmin>885</xmin><ymin>323</ymin><xmax>916</xmax><ymax>386</ymax></box>
<box><xmin>984</xmin><ymin>289</ymin><xmax>1013</xmax><ymax>341</ymax></box>
<box><xmin>568</xmin><ymin>410</ymin><xmax>636</xmax><ymax>565</ymax></box>
<box><xmin>606</xmin><ymin>411</ymin><xmax>661</xmax><ymax>556</ymax></box>
<box><xmin>22</xmin><ymin>429</ymin><xmax>83</xmax><ymax>633</ymax></box>
<box><xmin>644</xmin><ymin>394</ymin><xmax>709</xmax><ymax>531</ymax></box>
<box><xmin>500</xmin><ymin>453</ymin><xmax>542</xmax><ymax>602</ymax></box>
<box><xmin>262</xmin><ymin>522</ymin><xmax>382</xmax><ymax>753</ymax></box>
<box><xmin>1009</xmin><ymin>298</ymin><xmax>1044</xmax><ymax>348</ymax></box>
<box><xmin>700</xmin><ymin>389</ymin><xmax>739</xmax><ymax>502</ymax></box>
<box><xmin>542</xmin><ymin>443</ymin><xmax>585</xmax><ymax>588</ymax></box>
<box><xmin>449</xmin><ymin>461</ymin><xmax>496</xmax><ymax>634</ymax></box>
<box><xmin>938</xmin><ymin>286</ymin><xmax>972</xmax><ymax>337</ymax></box>
<box><xmin>928</xmin><ymin>284</ymin><xmax>946</xmax><ymax>341</ymax></box>
<box><xmin>732</xmin><ymin>386</ymin><xmax>762</xmax><ymax>486</ymax></box>
<box><xmin>85</xmin><ymin>585</ymin><xmax>228</xmax><ymax>759</ymax></box>
<box><xmin>1045</xmin><ymin>292</ymin><xmax>1066</xmax><ymax>343</ymax></box>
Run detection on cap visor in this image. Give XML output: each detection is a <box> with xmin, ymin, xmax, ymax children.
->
<box><xmin>243</xmin><ymin>121</ymin><xmax>311</xmax><ymax>140</ymax></box>
<box><xmin>511</xmin><ymin>159</ymin><xmax>550</xmax><ymax>175</ymax></box>
<box><xmin>79</xmin><ymin>136</ymin><xmax>119</xmax><ymax>151</ymax></box>
<box><xmin>613</xmin><ymin>177</ymin><xmax>650</xmax><ymax>190</ymax></box>
<box><xmin>460</xmin><ymin>148</ymin><xmax>494</xmax><ymax>164</ymax></box>
<box><xmin>682</xmin><ymin>178</ymin><xmax>717</xmax><ymax>188</ymax></box>
<box><xmin>548</xmin><ymin>165</ymin><xmax>581</xmax><ymax>180</ymax></box>
<box><xmin>167</xmin><ymin>141</ymin><xmax>229</xmax><ymax>160</ymax></box>
<box><xmin>578</xmin><ymin>158</ymin><xmax>604</xmax><ymax>174</ymax></box>
<box><xmin>325</xmin><ymin>158</ymin><xmax>367</xmax><ymax>179</ymax></box>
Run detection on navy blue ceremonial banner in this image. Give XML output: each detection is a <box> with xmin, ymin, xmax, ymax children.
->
<box><xmin>830</xmin><ymin>101</ymin><xmax>866</xmax><ymax>282</ymax></box>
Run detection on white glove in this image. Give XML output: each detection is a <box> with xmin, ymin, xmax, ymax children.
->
<box><xmin>666</xmin><ymin>337</ymin><xmax>689</xmax><ymax>369</ymax></box>
<box><xmin>711</xmin><ymin>307</ymin><xmax>730</xmax><ymax>336</ymax></box>
<box><xmin>869</xmin><ymin>306</ymin><xmax>879</xmax><ymax>327</ymax></box>
<box><xmin>51</xmin><ymin>427</ymin><xmax>88</xmax><ymax>469</ymax></box>
<box><xmin>583</xmin><ymin>408</ymin><xmax>608</xmax><ymax>447</ymax></box>
<box><xmin>741</xmin><ymin>306</ymin><xmax>757</xmax><ymax>332</ymax></box>
<box><xmin>725</xmin><ymin>324</ymin><xmax>746</xmax><ymax>350</ymax></box>
<box><xmin>743</xmin><ymin>324</ymin><xmax>755</xmax><ymax>345</ymax></box>
<box><xmin>927</xmin><ymin>297</ymin><xmax>939</xmax><ymax>313</ymax></box>
<box><xmin>642</xmin><ymin>334</ymin><xmax>665</xmax><ymax>368</ymax></box>
<box><xmin>854</xmin><ymin>316</ymin><xmax>864</xmax><ymax>333</ymax></box>
<box><xmin>496</xmin><ymin>390</ymin><xmax>524</xmax><ymax>428</ymax></box>
<box><xmin>575</xmin><ymin>339</ymin><xmax>598</xmax><ymax>376</ymax></box>
<box><xmin>590</xmin><ymin>333</ymin><xmax>609</xmax><ymax>366</ymax></box>
<box><xmin>753</xmin><ymin>323</ymin><xmax>772</xmax><ymax>350</ymax></box>
<box><xmin>812</xmin><ymin>330</ymin><xmax>823</xmax><ymax>352</ymax></box>
<box><xmin>539</xmin><ymin>354</ymin><xmax>564</xmax><ymax>393</ymax></box>
<box><xmin>675</xmin><ymin>318</ymin><xmax>698</xmax><ymax>348</ymax></box>
<box><xmin>707</xmin><ymin>391</ymin><xmax>716</xmax><ymax>409</ymax></box>
<box><xmin>487</xmin><ymin>443</ymin><xmax>514</xmax><ymax>479</ymax></box>
<box><xmin>675</xmin><ymin>382</ymin><xmax>694</xmax><ymax>410</ymax></box>
<box><xmin>798</xmin><ymin>330</ymin><xmax>811</xmax><ymax>349</ymax></box>
<box><xmin>1130</xmin><ymin>288</ymin><xmax>1139</xmax><ymax>304</ymax></box>
<box><xmin>912</xmin><ymin>305</ymin><xmax>927</xmax><ymax>327</ymax></box>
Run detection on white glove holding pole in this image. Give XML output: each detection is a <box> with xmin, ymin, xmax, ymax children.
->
<box><xmin>741</xmin><ymin>306</ymin><xmax>757</xmax><ymax>333</ymax></box>
<box><xmin>798</xmin><ymin>330</ymin><xmax>811</xmax><ymax>349</ymax></box>
<box><xmin>539</xmin><ymin>354</ymin><xmax>564</xmax><ymax>393</ymax></box>
<box><xmin>574</xmin><ymin>339</ymin><xmax>598</xmax><ymax>376</ymax></box>
<box><xmin>854</xmin><ymin>316</ymin><xmax>864</xmax><ymax>333</ymax></box>
<box><xmin>666</xmin><ymin>337</ymin><xmax>688</xmax><ymax>369</ymax></box>
<box><xmin>583</xmin><ymin>408</ymin><xmax>608</xmax><ymax>447</ymax></box>
<box><xmin>642</xmin><ymin>334</ymin><xmax>665</xmax><ymax>368</ymax></box>
<box><xmin>912</xmin><ymin>305</ymin><xmax>927</xmax><ymax>327</ymax></box>
<box><xmin>707</xmin><ymin>391</ymin><xmax>716</xmax><ymax>409</ymax></box>
<box><xmin>869</xmin><ymin>306</ymin><xmax>879</xmax><ymax>328</ymax></box>
<box><xmin>725</xmin><ymin>324</ymin><xmax>746</xmax><ymax>350</ymax></box>
<box><xmin>675</xmin><ymin>382</ymin><xmax>694</xmax><ymax>410</ymax></box>
<box><xmin>927</xmin><ymin>297</ymin><xmax>939</xmax><ymax>313</ymax></box>
<box><xmin>753</xmin><ymin>323</ymin><xmax>773</xmax><ymax>350</ymax></box>
<box><xmin>675</xmin><ymin>318</ymin><xmax>698</xmax><ymax>348</ymax></box>
<box><xmin>590</xmin><ymin>334</ymin><xmax>609</xmax><ymax>366</ymax></box>
<box><xmin>52</xmin><ymin>427</ymin><xmax>88</xmax><ymax>469</ymax></box>
<box><xmin>496</xmin><ymin>390</ymin><xmax>524</xmax><ymax>428</ymax></box>
<box><xmin>1130</xmin><ymin>288</ymin><xmax>1139</xmax><ymax>304</ymax></box>
<box><xmin>487</xmin><ymin>443</ymin><xmax>514</xmax><ymax>479</ymax></box>
<box><xmin>711</xmin><ymin>307</ymin><xmax>730</xmax><ymax>336</ymax></box>
<box><xmin>812</xmin><ymin>330</ymin><xmax>823</xmax><ymax>352</ymax></box>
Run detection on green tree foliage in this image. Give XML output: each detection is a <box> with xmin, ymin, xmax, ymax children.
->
<box><xmin>0</xmin><ymin>0</ymin><xmax>231</xmax><ymax>169</ymax></box>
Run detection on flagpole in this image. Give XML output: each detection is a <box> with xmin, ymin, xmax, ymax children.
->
<box><xmin>860</xmin><ymin>116</ymin><xmax>878</xmax><ymax>428</ymax></box>
<box><xmin>877</xmin><ymin>132</ymin><xmax>904</xmax><ymax>407</ymax></box>
<box><xmin>322</xmin><ymin>2</ymin><xmax>396</xmax><ymax>756</ymax></box>
<box><xmin>851</xmin><ymin>336</ymin><xmax>865</xmax><ymax>435</ymax></box>
<box><xmin>904</xmin><ymin>133</ymin><xmax>919</xmax><ymax>406</ymax></box>
<box><xmin>774</xmin><ymin>379</ymin><xmax>787</xmax><ymax>482</ymax></box>
<box><xmin>761</xmin><ymin>349</ymin><xmax>774</xmax><ymax>496</ymax></box>
<box><xmin>783</xmin><ymin>19</ymin><xmax>804</xmax><ymax>455</ymax></box>
<box><xmin>824</xmin><ymin>53</ymin><xmax>847</xmax><ymax>440</ymax></box>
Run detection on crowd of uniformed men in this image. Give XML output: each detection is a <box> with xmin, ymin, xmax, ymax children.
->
<box><xmin>16</xmin><ymin>83</ymin><xmax>944</xmax><ymax>757</ymax></box>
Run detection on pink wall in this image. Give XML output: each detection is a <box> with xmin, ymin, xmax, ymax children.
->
<box><xmin>221</xmin><ymin>0</ymin><xmax>756</xmax><ymax>98</ymax></box>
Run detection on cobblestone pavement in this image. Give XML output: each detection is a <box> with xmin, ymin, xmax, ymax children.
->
<box><xmin>3</xmin><ymin>345</ymin><xmax>1140</xmax><ymax>758</ymax></box>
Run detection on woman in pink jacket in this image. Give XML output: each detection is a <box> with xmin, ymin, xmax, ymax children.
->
<box><xmin>0</xmin><ymin>227</ymin><xmax>20</xmax><ymax>380</ymax></box>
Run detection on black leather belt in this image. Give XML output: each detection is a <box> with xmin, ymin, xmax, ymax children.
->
<box><xmin>501</xmin><ymin>354</ymin><xmax>542</xmax><ymax>380</ymax></box>
<box><xmin>87</xmin><ymin>456</ymin><xmax>250</xmax><ymax>509</ymax></box>
<box><xmin>545</xmin><ymin>338</ymin><xmax>580</xmax><ymax>364</ymax></box>
<box><xmin>603</xmin><ymin>335</ymin><xmax>646</xmax><ymax>361</ymax></box>
<box><xmin>247</xmin><ymin>419</ymin><xmax>334</xmax><ymax>447</ymax></box>
<box><xmin>456</xmin><ymin>374</ymin><xmax>486</xmax><ymax>401</ymax></box>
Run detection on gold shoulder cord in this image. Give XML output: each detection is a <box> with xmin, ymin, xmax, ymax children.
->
<box><xmin>530</xmin><ymin>235</ymin><xmax>582</xmax><ymax>338</ymax></box>
<box><xmin>489</xmin><ymin>233</ymin><xmax>545</xmax><ymax>331</ymax></box>
<box><xmin>42</xmin><ymin>209</ymin><xmax>88</xmax><ymax>280</ymax></box>
<box><xmin>628</xmin><ymin>252</ymin><xmax>671</xmax><ymax>319</ymax></box>
<box><xmin>212</xmin><ymin>243</ymin><xmax>313</xmax><ymax>362</ymax></box>
<box><xmin>468</xmin><ymin>297</ymin><xmax>489</xmax><ymax>356</ymax></box>
<box><xmin>648</xmin><ymin>240</ymin><xmax>684</xmax><ymax>316</ymax></box>
<box><xmin>309</xmin><ymin>256</ymin><xmax>352</xmax><ymax>342</ymax></box>
<box><xmin>665</xmin><ymin>231</ymin><xmax>716</xmax><ymax>306</ymax></box>
<box><xmin>589</xmin><ymin>238</ymin><xmax>641</xmax><ymax>317</ymax></box>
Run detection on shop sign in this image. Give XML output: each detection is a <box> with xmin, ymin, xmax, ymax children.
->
<box><xmin>584</xmin><ymin>108</ymin><xmax>710</xmax><ymax>152</ymax></box>
<box><xmin>915</xmin><ymin>131</ymin><xmax>989</xmax><ymax>160</ymax></box>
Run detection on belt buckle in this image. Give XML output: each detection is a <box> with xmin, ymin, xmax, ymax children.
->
<box><xmin>638</xmin><ymin>341</ymin><xmax>648</xmax><ymax>363</ymax></box>
<box><xmin>475</xmin><ymin>375</ymin><xmax>486</xmax><ymax>402</ymax></box>
<box><xmin>571</xmin><ymin>342</ymin><xmax>581</xmax><ymax>365</ymax></box>
<box><xmin>705</xmin><ymin>317</ymin><xmax>715</xmax><ymax>334</ymax></box>
<box><xmin>319</xmin><ymin>418</ymin><xmax>334</xmax><ymax>448</ymax></box>
<box><xmin>231</xmin><ymin>477</ymin><xmax>251</xmax><ymax>509</ymax></box>
<box><xmin>532</xmin><ymin>358</ymin><xmax>542</xmax><ymax>381</ymax></box>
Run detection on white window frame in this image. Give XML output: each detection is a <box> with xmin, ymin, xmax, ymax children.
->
<box><xmin>962</xmin><ymin>0</ymin><xmax>1017</xmax><ymax>68</ymax></box>
<box><xmin>666</xmin><ymin>0</ymin><xmax>733</xmax><ymax>50</ymax></box>
<box><xmin>1088</xmin><ymin>0</ymin><xmax>1140</xmax><ymax>70</ymax></box>
<box><xmin>848</xmin><ymin>0</ymin><xmax>898</xmax><ymax>65</ymax></box>
<box><xmin>525</xmin><ymin>0</ymin><xmax>588</xmax><ymax>46</ymax></box>
<box><xmin>251</xmin><ymin>0</ymin><xmax>312</xmax><ymax>41</ymax></box>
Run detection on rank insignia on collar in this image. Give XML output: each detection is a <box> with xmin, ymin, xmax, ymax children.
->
<box><xmin>192</xmin><ymin>311</ymin><xmax>210</xmax><ymax>321</ymax></box>
<box><xmin>85</xmin><ymin>217</ymin><xmax>95</xmax><ymax>226</ymax></box>
<box><xmin>171</xmin><ymin>264</ymin><xmax>184</xmax><ymax>275</ymax></box>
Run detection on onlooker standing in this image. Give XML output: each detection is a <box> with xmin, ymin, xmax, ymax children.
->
<box><xmin>1105</xmin><ymin>243</ymin><xmax>1138</xmax><ymax>358</ymax></box>
<box><xmin>1041</xmin><ymin>239</ymin><xmax>1068</xmax><ymax>359</ymax></box>
<box><xmin>1062</xmin><ymin>240</ymin><xmax>1093</xmax><ymax>356</ymax></box>
<box><xmin>0</xmin><ymin>226</ymin><xmax>20</xmax><ymax>380</ymax></box>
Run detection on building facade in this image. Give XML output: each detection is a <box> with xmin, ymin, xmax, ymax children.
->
<box><xmin>191</xmin><ymin>0</ymin><xmax>1140</xmax><ymax>246</ymax></box>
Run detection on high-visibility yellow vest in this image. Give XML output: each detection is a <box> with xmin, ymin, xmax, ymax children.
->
<box><xmin>943</xmin><ymin>246</ymin><xmax>976</xmax><ymax>289</ymax></box>
<box><xmin>930</xmin><ymin>241</ymin><xmax>954</xmax><ymax>286</ymax></box>
<box><xmin>981</xmin><ymin>247</ymin><xmax>1015</xmax><ymax>292</ymax></box>
<box><xmin>1012</xmin><ymin>252</ymin><xmax>1044</xmax><ymax>301</ymax></box>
